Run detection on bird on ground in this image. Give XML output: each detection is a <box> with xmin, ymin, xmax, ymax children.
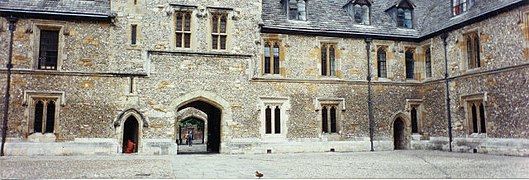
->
<box><xmin>255</xmin><ymin>171</ymin><xmax>264</xmax><ymax>179</ymax></box>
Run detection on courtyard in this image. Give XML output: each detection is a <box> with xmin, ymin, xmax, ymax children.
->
<box><xmin>0</xmin><ymin>150</ymin><xmax>528</xmax><ymax>179</ymax></box>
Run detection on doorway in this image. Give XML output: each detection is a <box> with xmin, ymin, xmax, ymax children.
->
<box><xmin>122</xmin><ymin>116</ymin><xmax>139</xmax><ymax>153</ymax></box>
<box><xmin>178</xmin><ymin>100</ymin><xmax>221</xmax><ymax>153</ymax></box>
<box><xmin>393</xmin><ymin>117</ymin><xmax>406</xmax><ymax>150</ymax></box>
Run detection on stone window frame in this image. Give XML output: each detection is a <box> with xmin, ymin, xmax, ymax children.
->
<box><xmin>344</xmin><ymin>0</ymin><xmax>371</xmax><ymax>25</ymax></box>
<box><xmin>22</xmin><ymin>91</ymin><xmax>65</xmax><ymax>138</ymax></box>
<box><xmin>314</xmin><ymin>98</ymin><xmax>345</xmax><ymax>135</ymax></box>
<box><xmin>258</xmin><ymin>97</ymin><xmax>290</xmax><ymax>139</ymax></box>
<box><xmin>131</xmin><ymin>24</ymin><xmax>138</xmax><ymax>45</ymax></box>
<box><xmin>172</xmin><ymin>7</ymin><xmax>196</xmax><ymax>49</ymax></box>
<box><xmin>465</xmin><ymin>30</ymin><xmax>481</xmax><ymax>70</ymax></box>
<box><xmin>262</xmin><ymin>39</ymin><xmax>282</xmax><ymax>76</ymax></box>
<box><xmin>208</xmin><ymin>8</ymin><xmax>231</xmax><ymax>51</ymax></box>
<box><xmin>33</xmin><ymin>23</ymin><xmax>65</xmax><ymax>71</ymax></box>
<box><xmin>127</xmin><ymin>21</ymin><xmax>141</xmax><ymax>49</ymax></box>
<box><xmin>283</xmin><ymin>0</ymin><xmax>307</xmax><ymax>21</ymax></box>
<box><xmin>320</xmin><ymin>42</ymin><xmax>339</xmax><ymax>77</ymax></box>
<box><xmin>451</xmin><ymin>0</ymin><xmax>473</xmax><ymax>16</ymax></box>
<box><xmin>460</xmin><ymin>93</ymin><xmax>488</xmax><ymax>135</ymax></box>
<box><xmin>174</xmin><ymin>11</ymin><xmax>192</xmax><ymax>49</ymax></box>
<box><xmin>376</xmin><ymin>46</ymin><xmax>388</xmax><ymax>79</ymax></box>
<box><xmin>405</xmin><ymin>99</ymin><xmax>423</xmax><ymax>135</ymax></box>
<box><xmin>404</xmin><ymin>47</ymin><xmax>416</xmax><ymax>80</ymax></box>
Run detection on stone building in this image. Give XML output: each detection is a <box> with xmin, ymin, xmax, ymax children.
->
<box><xmin>0</xmin><ymin>0</ymin><xmax>528</xmax><ymax>156</ymax></box>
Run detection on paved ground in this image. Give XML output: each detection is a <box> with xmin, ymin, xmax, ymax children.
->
<box><xmin>1</xmin><ymin>150</ymin><xmax>528</xmax><ymax>179</ymax></box>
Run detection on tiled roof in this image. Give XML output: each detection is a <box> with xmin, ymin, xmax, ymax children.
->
<box><xmin>262</xmin><ymin>0</ymin><xmax>525</xmax><ymax>39</ymax></box>
<box><xmin>0</xmin><ymin>0</ymin><xmax>111</xmax><ymax>17</ymax></box>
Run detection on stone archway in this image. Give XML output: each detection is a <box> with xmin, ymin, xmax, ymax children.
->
<box><xmin>175</xmin><ymin>107</ymin><xmax>208</xmax><ymax>147</ymax></box>
<box><xmin>393</xmin><ymin>117</ymin><xmax>406</xmax><ymax>150</ymax></box>
<box><xmin>170</xmin><ymin>91</ymin><xmax>232</xmax><ymax>153</ymax></box>
<box><xmin>123</xmin><ymin>116</ymin><xmax>139</xmax><ymax>153</ymax></box>
<box><xmin>390</xmin><ymin>112</ymin><xmax>411</xmax><ymax>150</ymax></box>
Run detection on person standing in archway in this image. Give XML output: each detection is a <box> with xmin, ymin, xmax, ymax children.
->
<box><xmin>187</xmin><ymin>131</ymin><xmax>193</xmax><ymax>146</ymax></box>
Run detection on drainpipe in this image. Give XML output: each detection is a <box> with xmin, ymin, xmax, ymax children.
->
<box><xmin>1</xmin><ymin>16</ymin><xmax>18</xmax><ymax>156</ymax></box>
<box><xmin>365</xmin><ymin>38</ymin><xmax>374</xmax><ymax>152</ymax></box>
<box><xmin>441</xmin><ymin>33</ymin><xmax>453</xmax><ymax>152</ymax></box>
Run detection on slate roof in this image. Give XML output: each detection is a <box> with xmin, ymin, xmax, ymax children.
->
<box><xmin>0</xmin><ymin>0</ymin><xmax>111</xmax><ymax>19</ymax></box>
<box><xmin>262</xmin><ymin>0</ymin><xmax>527</xmax><ymax>40</ymax></box>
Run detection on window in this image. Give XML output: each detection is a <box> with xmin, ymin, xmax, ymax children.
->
<box><xmin>425</xmin><ymin>48</ymin><xmax>432</xmax><ymax>78</ymax></box>
<box><xmin>345</xmin><ymin>0</ymin><xmax>370</xmax><ymax>25</ymax></box>
<box><xmin>321</xmin><ymin>43</ymin><xmax>336</xmax><ymax>76</ymax></box>
<box><xmin>452</xmin><ymin>0</ymin><xmax>472</xmax><ymax>16</ymax></box>
<box><xmin>263</xmin><ymin>40</ymin><xmax>281</xmax><ymax>74</ymax></box>
<box><xmin>466</xmin><ymin>32</ymin><xmax>481</xmax><ymax>69</ymax></box>
<box><xmin>284</xmin><ymin>0</ymin><xmax>307</xmax><ymax>21</ymax></box>
<box><xmin>211</xmin><ymin>13</ymin><xmax>227</xmax><ymax>50</ymax></box>
<box><xmin>321</xmin><ymin>105</ymin><xmax>338</xmax><ymax>133</ymax></box>
<box><xmin>265</xmin><ymin>106</ymin><xmax>281</xmax><ymax>134</ymax></box>
<box><xmin>468</xmin><ymin>101</ymin><xmax>486</xmax><ymax>134</ymax></box>
<box><xmin>131</xmin><ymin>24</ymin><xmax>137</xmax><ymax>45</ymax></box>
<box><xmin>260</xmin><ymin>97</ymin><xmax>289</xmax><ymax>137</ymax></box>
<box><xmin>175</xmin><ymin>12</ymin><xmax>192</xmax><ymax>48</ymax></box>
<box><xmin>377</xmin><ymin>47</ymin><xmax>387</xmax><ymax>78</ymax></box>
<box><xmin>405</xmin><ymin>49</ymin><xmax>415</xmax><ymax>79</ymax></box>
<box><xmin>38</xmin><ymin>30</ymin><xmax>59</xmax><ymax>70</ymax></box>
<box><xmin>31</xmin><ymin>98</ymin><xmax>58</xmax><ymax>134</ymax></box>
<box><xmin>411</xmin><ymin>107</ymin><xmax>418</xmax><ymax>133</ymax></box>
<box><xmin>397</xmin><ymin>8</ymin><xmax>413</xmax><ymax>28</ymax></box>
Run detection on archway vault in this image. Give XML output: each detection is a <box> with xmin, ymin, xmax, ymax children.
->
<box><xmin>390</xmin><ymin>111</ymin><xmax>412</xmax><ymax>150</ymax></box>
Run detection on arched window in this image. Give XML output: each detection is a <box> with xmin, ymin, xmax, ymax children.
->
<box><xmin>377</xmin><ymin>48</ymin><xmax>387</xmax><ymax>78</ymax></box>
<box><xmin>34</xmin><ymin>100</ymin><xmax>44</xmax><ymax>133</ymax></box>
<box><xmin>264</xmin><ymin>43</ymin><xmax>271</xmax><ymax>74</ymax></box>
<box><xmin>405</xmin><ymin>49</ymin><xmax>415</xmax><ymax>80</ymax></box>
<box><xmin>330</xmin><ymin>106</ymin><xmax>337</xmax><ymax>133</ymax></box>
<box><xmin>321</xmin><ymin>43</ymin><xmax>337</xmax><ymax>76</ymax></box>
<box><xmin>322</xmin><ymin>106</ymin><xmax>328</xmax><ymax>133</ymax></box>
<box><xmin>32</xmin><ymin>99</ymin><xmax>57</xmax><ymax>134</ymax></box>
<box><xmin>425</xmin><ymin>48</ymin><xmax>432</xmax><ymax>78</ymax></box>
<box><xmin>466</xmin><ymin>32</ymin><xmax>480</xmax><ymax>69</ymax></box>
<box><xmin>265</xmin><ymin>106</ymin><xmax>272</xmax><ymax>134</ymax></box>
<box><xmin>274</xmin><ymin>106</ymin><xmax>281</xmax><ymax>134</ymax></box>
<box><xmin>273</xmin><ymin>43</ymin><xmax>280</xmax><ymax>74</ymax></box>
<box><xmin>411</xmin><ymin>107</ymin><xmax>418</xmax><ymax>133</ymax></box>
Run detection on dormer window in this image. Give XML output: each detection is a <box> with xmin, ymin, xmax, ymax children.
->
<box><xmin>283</xmin><ymin>0</ymin><xmax>307</xmax><ymax>21</ymax></box>
<box><xmin>397</xmin><ymin>8</ymin><xmax>412</xmax><ymax>28</ymax></box>
<box><xmin>452</xmin><ymin>0</ymin><xmax>473</xmax><ymax>16</ymax></box>
<box><xmin>345</xmin><ymin>0</ymin><xmax>371</xmax><ymax>25</ymax></box>
<box><xmin>386</xmin><ymin>0</ymin><xmax>414</xmax><ymax>29</ymax></box>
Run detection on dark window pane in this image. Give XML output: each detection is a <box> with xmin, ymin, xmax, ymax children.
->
<box><xmin>34</xmin><ymin>101</ymin><xmax>44</xmax><ymax>133</ymax></box>
<box><xmin>184</xmin><ymin>14</ymin><xmax>191</xmax><ymax>31</ymax></box>
<box><xmin>131</xmin><ymin>25</ymin><xmax>137</xmax><ymax>45</ymax></box>
<box><xmin>474</xmin><ymin>33</ymin><xmax>480</xmax><ymax>68</ymax></box>
<box><xmin>472</xmin><ymin>104</ymin><xmax>478</xmax><ymax>133</ymax></box>
<box><xmin>212</xmin><ymin>35</ymin><xmax>218</xmax><ymax>49</ymax></box>
<box><xmin>265</xmin><ymin>106</ymin><xmax>272</xmax><ymax>134</ymax></box>
<box><xmin>212</xmin><ymin>16</ymin><xmax>218</xmax><ymax>33</ymax></box>
<box><xmin>220</xmin><ymin>15</ymin><xmax>226</xmax><ymax>33</ymax></box>
<box><xmin>184</xmin><ymin>33</ymin><xmax>191</xmax><ymax>48</ymax></box>
<box><xmin>274</xmin><ymin>106</ymin><xmax>281</xmax><ymax>134</ymax></box>
<box><xmin>354</xmin><ymin>4</ymin><xmax>362</xmax><ymax>23</ymax></box>
<box><xmin>176</xmin><ymin>33</ymin><xmax>182</xmax><ymax>47</ymax></box>
<box><xmin>404</xmin><ymin>9</ymin><xmax>412</xmax><ymax>28</ymax></box>
<box><xmin>479</xmin><ymin>103</ymin><xmax>486</xmax><ymax>133</ymax></box>
<box><xmin>264</xmin><ymin>44</ymin><xmax>271</xmax><ymax>74</ymax></box>
<box><xmin>39</xmin><ymin>30</ymin><xmax>59</xmax><ymax>70</ymax></box>
<box><xmin>322</xmin><ymin>106</ymin><xmax>328</xmax><ymax>133</ymax></box>
<box><xmin>397</xmin><ymin>8</ymin><xmax>405</xmax><ymax>28</ymax></box>
<box><xmin>45</xmin><ymin>101</ymin><xmax>55</xmax><ymax>133</ymax></box>
<box><xmin>378</xmin><ymin>49</ymin><xmax>387</xmax><ymax>78</ymax></box>
<box><xmin>321</xmin><ymin>45</ymin><xmax>327</xmax><ymax>76</ymax></box>
<box><xmin>330</xmin><ymin>46</ymin><xmax>335</xmax><ymax>76</ymax></box>
<box><xmin>425</xmin><ymin>48</ymin><xmax>432</xmax><ymax>78</ymax></box>
<box><xmin>411</xmin><ymin>107</ymin><xmax>418</xmax><ymax>133</ymax></box>
<box><xmin>406</xmin><ymin>50</ymin><xmax>414</xmax><ymax>79</ymax></box>
<box><xmin>220</xmin><ymin>35</ymin><xmax>226</xmax><ymax>50</ymax></box>
<box><xmin>273</xmin><ymin>44</ymin><xmax>280</xmax><ymax>74</ymax></box>
<box><xmin>330</xmin><ymin>106</ymin><xmax>337</xmax><ymax>133</ymax></box>
<box><xmin>467</xmin><ymin>35</ymin><xmax>473</xmax><ymax>68</ymax></box>
<box><xmin>176</xmin><ymin>15</ymin><xmax>183</xmax><ymax>31</ymax></box>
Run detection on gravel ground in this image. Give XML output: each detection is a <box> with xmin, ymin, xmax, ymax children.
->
<box><xmin>1</xmin><ymin>150</ymin><xmax>528</xmax><ymax>179</ymax></box>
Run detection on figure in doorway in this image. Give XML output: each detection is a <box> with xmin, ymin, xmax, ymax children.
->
<box><xmin>125</xmin><ymin>139</ymin><xmax>136</xmax><ymax>153</ymax></box>
<box><xmin>187</xmin><ymin>131</ymin><xmax>193</xmax><ymax>146</ymax></box>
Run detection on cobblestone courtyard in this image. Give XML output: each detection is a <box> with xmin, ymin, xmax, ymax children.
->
<box><xmin>1</xmin><ymin>150</ymin><xmax>528</xmax><ymax>179</ymax></box>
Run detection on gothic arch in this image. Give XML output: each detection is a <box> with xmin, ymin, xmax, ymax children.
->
<box><xmin>114</xmin><ymin>108</ymin><xmax>147</xmax><ymax>153</ymax></box>
<box><xmin>390</xmin><ymin>111</ymin><xmax>411</xmax><ymax>150</ymax></box>
<box><xmin>114</xmin><ymin>108</ymin><xmax>149</xmax><ymax>128</ymax></box>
